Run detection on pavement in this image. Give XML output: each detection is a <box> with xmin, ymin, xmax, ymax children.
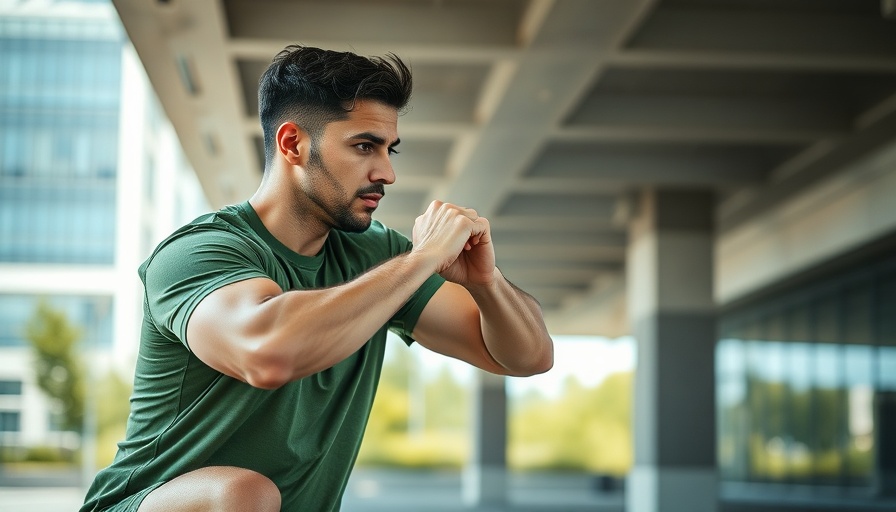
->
<box><xmin>0</xmin><ymin>486</ymin><xmax>85</xmax><ymax>512</ymax></box>
<box><xmin>3</xmin><ymin>471</ymin><xmax>896</xmax><ymax>512</ymax></box>
<box><xmin>0</xmin><ymin>468</ymin><xmax>623</xmax><ymax>512</ymax></box>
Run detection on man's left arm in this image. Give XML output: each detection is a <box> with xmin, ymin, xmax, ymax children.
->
<box><xmin>412</xmin><ymin>274</ymin><xmax>554</xmax><ymax>377</ymax></box>
<box><xmin>408</xmin><ymin>200</ymin><xmax>553</xmax><ymax>377</ymax></box>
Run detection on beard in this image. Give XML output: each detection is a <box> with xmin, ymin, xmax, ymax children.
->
<box><xmin>303</xmin><ymin>148</ymin><xmax>381</xmax><ymax>233</ymax></box>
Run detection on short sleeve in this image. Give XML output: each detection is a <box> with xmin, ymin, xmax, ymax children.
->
<box><xmin>141</xmin><ymin>227</ymin><xmax>270</xmax><ymax>349</ymax></box>
<box><xmin>380</xmin><ymin>225</ymin><xmax>445</xmax><ymax>344</ymax></box>
<box><xmin>389</xmin><ymin>273</ymin><xmax>444</xmax><ymax>345</ymax></box>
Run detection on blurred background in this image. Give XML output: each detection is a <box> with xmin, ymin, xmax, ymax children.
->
<box><xmin>1</xmin><ymin>0</ymin><xmax>895</xmax><ymax>511</ymax></box>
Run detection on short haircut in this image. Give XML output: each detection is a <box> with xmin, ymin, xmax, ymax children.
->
<box><xmin>257</xmin><ymin>45</ymin><xmax>413</xmax><ymax>169</ymax></box>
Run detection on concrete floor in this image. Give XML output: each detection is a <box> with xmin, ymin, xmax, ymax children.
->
<box><xmin>3</xmin><ymin>468</ymin><xmax>894</xmax><ymax>512</ymax></box>
<box><xmin>0</xmin><ymin>468</ymin><xmax>623</xmax><ymax>512</ymax></box>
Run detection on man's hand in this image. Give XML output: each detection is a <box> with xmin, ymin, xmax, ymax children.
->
<box><xmin>411</xmin><ymin>201</ymin><xmax>554</xmax><ymax>376</ymax></box>
<box><xmin>412</xmin><ymin>200</ymin><xmax>496</xmax><ymax>286</ymax></box>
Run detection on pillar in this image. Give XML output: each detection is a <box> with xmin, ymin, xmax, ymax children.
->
<box><xmin>463</xmin><ymin>369</ymin><xmax>507</xmax><ymax>506</ymax></box>
<box><xmin>626</xmin><ymin>188</ymin><xmax>718</xmax><ymax>512</ymax></box>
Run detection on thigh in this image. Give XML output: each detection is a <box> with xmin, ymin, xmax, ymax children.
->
<box><xmin>137</xmin><ymin>466</ymin><xmax>281</xmax><ymax>512</ymax></box>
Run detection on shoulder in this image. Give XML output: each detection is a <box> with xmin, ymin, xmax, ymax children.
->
<box><xmin>139</xmin><ymin>206</ymin><xmax>267</xmax><ymax>281</ymax></box>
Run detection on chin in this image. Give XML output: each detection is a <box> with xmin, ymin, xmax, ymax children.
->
<box><xmin>337</xmin><ymin>215</ymin><xmax>373</xmax><ymax>233</ymax></box>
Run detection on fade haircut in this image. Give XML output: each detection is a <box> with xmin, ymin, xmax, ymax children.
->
<box><xmin>258</xmin><ymin>45</ymin><xmax>413</xmax><ymax>170</ymax></box>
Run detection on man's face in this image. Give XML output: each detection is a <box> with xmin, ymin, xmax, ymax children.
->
<box><xmin>300</xmin><ymin>100</ymin><xmax>400</xmax><ymax>233</ymax></box>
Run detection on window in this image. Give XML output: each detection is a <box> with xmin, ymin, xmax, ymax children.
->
<box><xmin>0</xmin><ymin>380</ymin><xmax>23</xmax><ymax>395</ymax></box>
<box><xmin>718</xmin><ymin>258</ymin><xmax>896</xmax><ymax>493</ymax></box>
<box><xmin>0</xmin><ymin>411</ymin><xmax>21</xmax><ymax>432</ymax></box>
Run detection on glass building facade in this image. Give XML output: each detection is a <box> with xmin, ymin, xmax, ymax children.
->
<box><xmin>0</xmin><ymin>2</ymin><xmax>207</xmax><ymax>457</ymax></box>
<box><xmin>0</xmin><ymin>1</ymin><xmax>124</xmax><ymax>450</ymax></box>
<box><xmin>0</xmin><ymin>10</ymin><xmax>122</xmax><ymax>264</ymax></box>
<box><xmin>718</xmin><ymin>246</ymin><xmax>896</xmax><ymax>498</ymax></box>
<box><xmin>0</xmin><ymin>295</ymin><xmax>113</xmax><ymax>349</ymax></box>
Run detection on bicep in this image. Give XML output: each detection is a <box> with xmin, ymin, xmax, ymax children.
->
<box><xmin>186</xmin><ymin>277</ymin><xmax>285</xmax><ymax>381</ymax></box>
<box><xmin>412</xmin><ymin>282</ymin><xmax>508</xmax><ymax>375</ymax></box>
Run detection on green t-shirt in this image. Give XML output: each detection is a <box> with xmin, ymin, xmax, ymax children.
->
<box><xmin>80</xmin><ymin>202</ymin><xmax>444</xmax><ymax>512</ymax></box>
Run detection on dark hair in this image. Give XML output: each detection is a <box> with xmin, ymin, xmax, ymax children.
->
<box><xmin>258</xmin><ymin>45</ymin><xmax>413</xmax><ymax>168</ymax></box>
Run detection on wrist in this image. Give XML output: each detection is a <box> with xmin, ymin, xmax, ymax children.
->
<box><xmin>407</xmin><ymin>247</ymin><xmax>442</xmax><ymax>276</ymax></box>
<box><xmin>465</xmin><ymin>267</ymin><xmax>501</xmax><ymax>297</ymax></box>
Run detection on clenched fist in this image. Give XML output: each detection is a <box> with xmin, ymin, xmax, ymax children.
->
<box><xmin>412</xmin><ymin>200</ymin><xmax>496</xmax><ymax>286</ymax></box>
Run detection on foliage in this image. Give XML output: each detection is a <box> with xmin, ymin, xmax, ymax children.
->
<box><xmin>357</xmin><ymin>345</ymin><xmax>469</xmax><ymax>469</ymax></box>
<box><xmin>424</xmin><ymin>366</ymin><xmax>469</xmax><ymax>431</ymax></box>
<box><xmin>0</xmin><ymin>445</ymin><xmax>75</xmax><ymax>464</ymax></box>
<box><xmin>20</xmin><ymin>300</ymin><xmax>133</xmax><ymax>468</ymax></box>
<box><xmin>93</xmin><ymin>370</ymin><xmax>133</xmax><ymax>467</ymax></box>
<box><xmin>509</xmin><ymin>372</ymin><xmax>633</xmax><ymax>475</ymax></box>
<box><xmin>358</xmin><ymin>341</ymin><xmax>636</xmax><ymax>474</ymax></box>
<box><xmin>24</xmin><ymin>300</ymin><xmax>86</xmax><ymax>433</ymax></box>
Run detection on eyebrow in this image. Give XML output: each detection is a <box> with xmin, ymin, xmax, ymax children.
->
<box><xmin>351</xmin><ymin>132</ymin><xmax>400</xmax><ymax>148</ymax></box>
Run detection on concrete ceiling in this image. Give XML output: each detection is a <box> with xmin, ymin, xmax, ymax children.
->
<box><xmin>112</xmin><ymin>0</ymin><xmax>896</xmax><ymax>336</ymax></box>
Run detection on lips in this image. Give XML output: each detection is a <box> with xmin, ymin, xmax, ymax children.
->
<box><xmin>359</xmin><ymin>193</ymin><xmax>383</xmax><ymax>208</ymax></box>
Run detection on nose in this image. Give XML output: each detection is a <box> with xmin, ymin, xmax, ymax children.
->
<box><xmin>371</xmin><ymin>155</ymin><xmax>396</xmax><ymax>185</ymax></box>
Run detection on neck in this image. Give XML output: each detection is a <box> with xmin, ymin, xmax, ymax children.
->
<box><xmin>249</xmin><ymin>173</ymin><xmax>331</xmax><ymax>256</ymax></box>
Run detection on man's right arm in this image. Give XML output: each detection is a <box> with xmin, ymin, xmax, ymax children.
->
<box><xmin>183</xmin><ymin>199</ymin><xmax>486</xmax><ymax>390</ymax></box>
<box><xmin>185</xmin><ymin>250</ymin><xmax>439</xmax><ymax>389</ymax></box>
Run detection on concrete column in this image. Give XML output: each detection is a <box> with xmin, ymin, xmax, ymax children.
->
<box><xmin>463</xmin><ymin>369</ymin><xmax>507</xmax><ymax>506</ymax></box>
<box><xmin>626</xmin><ymin>189</ymin><xmax>718</xmax><ymax>512</ymax></box>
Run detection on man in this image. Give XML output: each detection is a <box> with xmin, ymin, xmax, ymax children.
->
<box><xmin>81</xmin><ymin>45</ymin><xmax>553</xmax><ymax>512</ymax></box>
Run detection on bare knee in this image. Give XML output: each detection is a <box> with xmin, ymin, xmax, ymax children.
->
<box><xmin>139</xmin><ymin>466</ymin><xmax>281</xmax><ymax>512</ymax></box>
<box><xmin>212</xmin><ymin>467</ymin><xmax>281</xmax><ymax>512</ymax></box>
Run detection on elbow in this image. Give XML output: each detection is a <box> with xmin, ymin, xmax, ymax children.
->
<box><xmin>521</xmin><ymin>350</ymin><xmax>554</xmax><ymax>377</ymax></box>
<box><xmin>534</xmin><ymin>350</ymin><xmax>554</xmax><ymax>375</ymax></box>
<box><xmin>506</xmin><ymin>341</ymin><xmax>554</xmax><ymax>377</ymax></box>
<box><xmin>245</xmin><ymin>371</ymin><xmax>290</xmax><ymax>391</ymax></box>
<box><xmin>523</xmin><ymin>333</ymin><xmax>554</xmax><ymax>376</ymax></box>
<box><xmin>242</xmin><ymin>343</ymin><xmax>293</xmax><ymax>390</ymax></box>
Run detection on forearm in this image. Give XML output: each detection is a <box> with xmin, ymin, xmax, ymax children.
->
<box><xmin>247</xmin><ymin>251</ymin><xmax>437</xmax><ymax>384</ymax></box>
<box><xmin>466</xmin><ymin>268</ymin><xmax>554</xmax><ymax>376</ymax></box>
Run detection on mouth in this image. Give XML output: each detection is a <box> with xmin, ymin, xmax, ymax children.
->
<box><xmin>359</xmin><ymin>193</ymin><xmax>383</xmax><ymax>209</ymax></box>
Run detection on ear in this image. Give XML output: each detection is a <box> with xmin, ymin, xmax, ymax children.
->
<box><xmin>275</xmin><ymin>122</ymin><xmax>311</xmax><ymax>166</ymax></box>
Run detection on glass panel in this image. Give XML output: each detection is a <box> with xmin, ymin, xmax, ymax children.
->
<box><xmin>813</xmin><ymin>343</ymin><xmax>843</xmax><ymax>485</ymax></box>
<box><xmin>844</xmin><ymin>284</ymin><xmax>873</xmax><ymax>345</ymax></box>
<box><xmin>787</xmin><ymin>342</ymin><xmax>814</xmax><ymax>483</ymax></box>
<box><xmin>0</xmin><ymin>411</ymin><xmax>21</xmax><ymax>432</ymax></box>
<box><xmin>717</xmin><ymin>338</ymin><xmax>749</xmax><ymax>480</ymax></box>
<box><xmin>815</xmin><ymin>295</ymin><xmax>841</xmax><ymax>344</ymax></box>
<box><xmin>880</xmin><ymin>346</ymin><xmax>896</xmax><ymax>393</ymax></box>
<box><xmin>880</xmin><ymin>271</ymin><xmax>896</xmax><ymax>347</ymax></box>
<box><xmin>844</xmin><ymin>345</ymin><xmax>874</xmax><ymax>485</ymax></box>
<box><xmin>0</xmin><ymin>380</ymin><xmax>23</xmax><ymax>395</ymax></box>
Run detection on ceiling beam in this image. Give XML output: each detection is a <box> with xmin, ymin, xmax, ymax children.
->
<box><xmin>612</xmin><ymin>49</ymin><xmax>896</xmax><ymax>73</ymax></box>
<box><xmin>627</xmin><ymin>4</ymin><xmax>896</xmax><ymax>58</ymax></box>
<box><xmin>438</xmin><ymin>0</ymin><xmax>661</xmax><ymax>217</ymax></box>
<box><xmin>113</xmin><ymin>0</ymin><xmax>259</xmax><ymax>208</ymax></box>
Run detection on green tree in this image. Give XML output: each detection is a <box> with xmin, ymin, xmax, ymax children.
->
<box><xmin>357</xmin><ymin>345</ymin><xmax>470</xmax><ymax>469</ymax></box>
<box><xmin>510</xmin><ymin>371</ymin><xmax>633</xmax><ymax>475</ymax></box>
<box><xmin>24</xmin><ymin>300</ymin><xmax>86</xmax><ymax>433</ymax></box>
<box><xmin>424</xmin><ymin>366</ymin><xmax>469</xmax><ymax>432</ymax></box>
<box><xmin>94</xmin><ymin>370</ymin><xmax>133</xmax><ymax>467</ymax></box>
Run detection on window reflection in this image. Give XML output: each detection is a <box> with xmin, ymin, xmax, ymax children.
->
<box><xmin>718</xmin><ymin>262</ymin><xmax>896</xmax><ymax>494</ymax></box>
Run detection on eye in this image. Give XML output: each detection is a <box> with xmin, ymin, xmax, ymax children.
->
<box><xmin>355</xmin><ymin>142</ymin><xmax>374</xmax><ymax>153</ymax></box>
<box><xmin>388</xmin><ymin>147</ymin><xmax>400</xmax><ymax>156</ymax></box>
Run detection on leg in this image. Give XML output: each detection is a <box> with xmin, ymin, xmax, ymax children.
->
<box><xmin>137</xmin><ymin>466</ymin><xmax>281</xmax><ymax>512</ymax></box>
